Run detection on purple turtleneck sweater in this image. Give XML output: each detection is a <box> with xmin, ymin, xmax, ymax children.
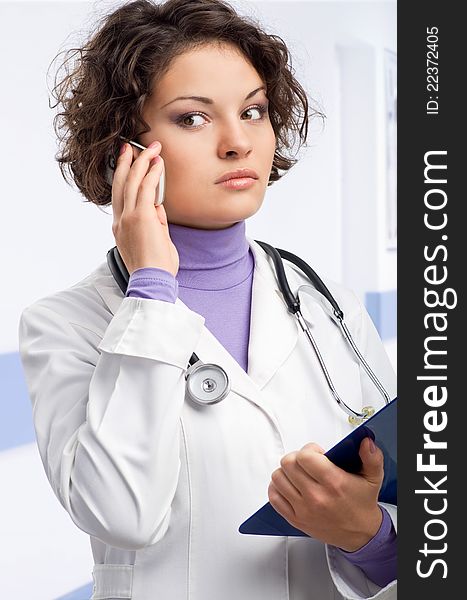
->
<box><xmin>124</xmin><ymin>219</ymin><xmax>396</xmax><ymax>587</ymax></box>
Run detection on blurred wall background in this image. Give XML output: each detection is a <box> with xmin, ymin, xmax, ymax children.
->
<box><xmin>0</xmin><ymin>1</ymin><xmax>396</xmax><ymax>598</ymax></box>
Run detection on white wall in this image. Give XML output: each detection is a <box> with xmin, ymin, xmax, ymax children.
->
<box><xmin>0</xmin><ymin>2</ymin><xmax>396</xmax><ymax>599</ymax></box>
<box><xmin>245</xmin><ymin>1</ymin><xmax>397</xmax><ymax>302</ymax></box>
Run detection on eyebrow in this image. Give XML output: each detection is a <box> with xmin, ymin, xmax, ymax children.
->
<box><xmin>160</xmin><ymin>86</ymin><xmax>267</xmax><ymax>109</ymax></box>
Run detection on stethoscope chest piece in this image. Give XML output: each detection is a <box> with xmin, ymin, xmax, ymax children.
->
<box><xmin>185</xmin><ymin>361</ymin><xmax>231</xmax><ymax>406</ymax></box>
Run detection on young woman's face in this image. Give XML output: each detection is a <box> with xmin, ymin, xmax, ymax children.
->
<box><xmin>138</xmin><ymin>43</ymin><xmax>276</xmax><ymax>229</ymax></box>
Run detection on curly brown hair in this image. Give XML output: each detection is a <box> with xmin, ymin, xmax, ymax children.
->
<box><xmin>48</xmin><ymin>0</ymin><xmax>324</xmax><ymax>206</ymax></box>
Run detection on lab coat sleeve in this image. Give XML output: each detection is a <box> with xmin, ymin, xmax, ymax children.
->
<box><xmin>324</xmin><ymin>290</ymin><xmax>397</xmax><ymax>599</ymax></box>
<box><xmin>18</xmin><ymin>294</ymin><xmax>205</xmax><ymax>550</ymax></box>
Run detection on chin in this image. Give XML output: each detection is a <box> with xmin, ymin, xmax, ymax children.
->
<box><xmin>217</xmin><ymin>203</ymin><xmax>261</xmax><ymax>224</ymax></box>
<box><xmin>167</xmin><ymin>194</ymin><xmax>264</xmax><ymax>227</ymax></box>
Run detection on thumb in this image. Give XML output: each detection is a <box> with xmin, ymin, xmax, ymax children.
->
<box><xmin>359</xmin><ymin>437</ymin><xmax>384</xmax><ymax>484</ymax></box>
<box><xmin>155</xmin><ymin>202</ymin><xmax>169</xmax><ymax>228</ymax></box>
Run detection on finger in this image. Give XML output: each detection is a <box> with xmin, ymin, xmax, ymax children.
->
<box><xmin>279</xmin><ymin>459</ymin><xmax>317</xmax><ymax>494</ymax></box>
<box><xmin>268</xmin><ymin>482</ymin><xmax>296</xmax><ymax>520</ymax></box>
<box><xmin>135</xmin><ymin>156</ymin><xmax>164</xmax><ymax>211</ymax></box>
<box><xmin>155</xmin><ymin>201</ymin><xmax>169</xmax><ymax>227</ymax></box>
<box><xmin>281</xmin><ymin>451</ymin><xmax>319</xmax><ymax>486</ymax></box>
<box><xmin>359</xmin><ymin>437</ymin><xmax>384</xmax><ymax>484</ymax></box>
<box><xmin>271</xmin><ymin>467</ymin><xmax>303</xmax><ymax>502</ymax></box>
<box><xmin>123</xmin><ymin>143</ymin><xmax>161</xmax><ymax>213</ymax></box>
<box><xmin>130</xmin><ymin>142</ymin><xmax>147</xmax><ymax>164</ymax></box>
<box><xmin>111</xmin><ymin>142</ymin><xmax>133</xmax><ymax>223</ymax></box>
<box><xmin>131</xmin><ymin>143</ymin><xmax>141</xmax><ymax>161</ymax></box>
<box><xmin>295</xmin><ymin>446</ymin><xmax>338</xmax><ymax>484</ymax></box>
<box><xmin>301</xmin><ymin>442</ymin><xmax>325</xmax><ymax>454</ymax></box>
<box><xmin>155</xmin><ymin>204</ymin><xmax>172</xmax><ymax>243</ymax></box>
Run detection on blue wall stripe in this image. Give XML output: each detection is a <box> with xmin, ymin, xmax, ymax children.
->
<box><xmin>0</xmin><ymin>352</ymin><xmax>36</xmax><ymax>451</ymax></box>
<box><xmin>55</xmin><ymin>582</ymin><xmax>93</xmax><ymax>600</ymax></box>
<box><xmin>365</xmin><ymin>289</ymin><xmax>397</xmax><ymax>341</ymax></box>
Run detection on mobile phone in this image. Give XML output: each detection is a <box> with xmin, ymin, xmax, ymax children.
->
<box><xmin>117</xmin><ymin>135</ymin><xmax>165</xmax><ymax>206</ymax></box>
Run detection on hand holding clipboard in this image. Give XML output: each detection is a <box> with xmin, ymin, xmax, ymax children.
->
<box><xmin>239</xmin><ymin>398</ymin><xmax>397</xmax><ymax>538</ymax></box>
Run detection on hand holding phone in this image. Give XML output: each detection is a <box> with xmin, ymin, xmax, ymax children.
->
<box><xmin>110</xmin><ymin>137</ymin><xmax>179</xmax><ymax>277</ymax></box>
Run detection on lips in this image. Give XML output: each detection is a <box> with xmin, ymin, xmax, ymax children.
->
<box><xmin>215</xmin><ymin>168</ymin><xmax>259</xmax><ymax>183</ymax></box>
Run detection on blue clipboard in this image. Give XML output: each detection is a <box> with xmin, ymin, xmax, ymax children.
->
<box><xmin>239</xmin><ymin>397</ymin><xmax>397</xmax><ymax>537</ymax></box>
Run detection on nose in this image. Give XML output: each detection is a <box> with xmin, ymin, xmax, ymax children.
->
<box><xmin>217</xmin><ymin>119</ymin><xmax>253</xmax><ymax>159</ymax></box>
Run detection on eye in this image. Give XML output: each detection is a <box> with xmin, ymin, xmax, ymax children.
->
<box><xmin>241</xmin><ymin>104</ymin><xmax>268</xmax><ymax>121</ymax></box>
<box><xmin>175</xmin><ymin>103</ymin><xmax>269</xmax><ymax>129</ymax></box>
<box><xmin>176</xmin><ymin>113</ymin><xmax>206</xmax><ymax>128</ymax></box>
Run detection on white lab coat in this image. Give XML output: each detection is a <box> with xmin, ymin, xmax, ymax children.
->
<box><xmin>18</xmin><ymin>237</ymin><xmax>397</xmax><ymax>600</ymax></box>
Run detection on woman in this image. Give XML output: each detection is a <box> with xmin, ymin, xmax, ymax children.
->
<box><xmin>18</xmin><ymin>1</ymin><xmax>397</xmax><ymax>598</ymax></box>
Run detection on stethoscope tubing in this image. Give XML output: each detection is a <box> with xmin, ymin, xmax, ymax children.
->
<box><xmin>256</xmin><ymin>241</ymin><xmax>344</xmax><ymax>320</ymax></box>
<box><xmin>106</xmin><ymin>241</ymin><xmax>390</xmax><ymax>421</ymax></box>
<box><xmin>256</xmin><ymin>242</ymin><xmax>390</xmax><ymax>421</ymax></box>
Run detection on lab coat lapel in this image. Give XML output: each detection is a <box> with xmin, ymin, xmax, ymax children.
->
<box><xmin>92</xmin><ymin>237</ymin><xmax>299</xmax><ymax>410</ymax></box>
<box><xmin>174</xmin><ymin>237</ymin><xmax>300</xmax><ymax>407</ymax></box>
<box><xmin>245</xmin><ymin>237</ymin><xmax>299</xmax><ymax>390</ymax></box>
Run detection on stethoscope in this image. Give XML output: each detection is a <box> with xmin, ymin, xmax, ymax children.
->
<box><xmin>107</xmin><ymin>242</ymin><xmax>391</xmax><ymax>425</ymax></box>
